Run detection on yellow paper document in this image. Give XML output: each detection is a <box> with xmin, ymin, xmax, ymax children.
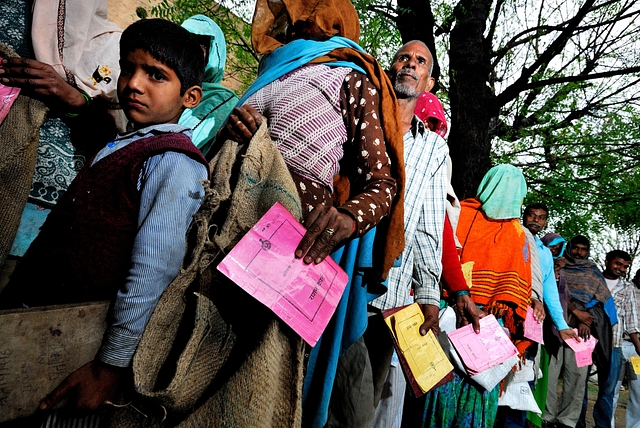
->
<box><xmin>631</xmin><ymin>356</ymin><xmax>640</xmax><ymax>375</ymax></box>
<box><xmin>384</xmin><ymin>303</ymin><xmax>454</xmax><ymax>393</ymax></box>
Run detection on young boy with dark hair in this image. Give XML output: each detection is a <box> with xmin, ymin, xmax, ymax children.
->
<box><xmin>1</xmin><ymin>18</ymin><xmax>209</xmax><ymax>411</ymax></box>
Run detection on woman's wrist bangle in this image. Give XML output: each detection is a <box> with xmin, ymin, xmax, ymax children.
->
<box><xmin>64</xmin><ymin>91</ymin><xmax>91</xmax><ymax>117</ymax></box>
<box><xmin>452</xmin><ymin>289</ymin><xmax>471</xmax><ymax>299</ymax></box>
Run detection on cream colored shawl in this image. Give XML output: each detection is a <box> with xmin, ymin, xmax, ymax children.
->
<box><xmin>31</xmin><ymin>0</ymin><xmax>122</xmax><ymax>102</ymax></box>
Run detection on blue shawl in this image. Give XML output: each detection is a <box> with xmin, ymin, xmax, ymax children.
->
<box><xmin>237</xmin><ymin>37</ymin><xmax>365</xmax><ymax>106</ymax></box>
<box><xmin>302</xmin><ymin>229</ymin><xmax>387</xmax><ymax>428</ymax></box>
<box><xmin>237</xmin><ymin>37</ymin><xmax>381</xmax><ymax>427</ymax></box>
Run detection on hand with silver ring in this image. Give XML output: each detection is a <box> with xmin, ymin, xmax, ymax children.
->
<box><xmin>323</xmin><ymin>228</ymin><xmax>336</xmax><ymax>238</ymax></box>
<box><xmin>295</xmin><ymin>205</ymin><xmax>356</xmax><ymax>265</ymax></box>
<box><xmin>218</xmin><ymin>105</ymin><xmax>264</xmax><ymax>146</ymax></box>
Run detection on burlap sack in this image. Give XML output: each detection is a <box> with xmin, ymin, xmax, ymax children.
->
<box><xmin>107</xmin><ymin>122</ymin><xmax>304</xmax><ymax>427</ymax></box>
<box><xmin>0</xmin><ymin>43</ymin><xmax>47</xmax><ymax>270</ymax></box>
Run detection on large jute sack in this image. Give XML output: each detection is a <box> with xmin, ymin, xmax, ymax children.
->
<box><xmin>107</xmin><ymin>122</ymin><xmax>305</xmax><ymax>427</ymax></box>
<box><xmin>0</xmin><ymin>42</ymin><xmax>47</xmax><ymax>270</ymax></box>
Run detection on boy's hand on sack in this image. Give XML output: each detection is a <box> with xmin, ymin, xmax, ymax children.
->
<box><xmin>40</xmin><ymin>359</ymin><xmax>127</xmax><ymax>412</ymax></box>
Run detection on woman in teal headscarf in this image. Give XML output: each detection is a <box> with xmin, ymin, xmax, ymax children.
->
<box><xmin>475</xmin><ymin>164</ymin><xmax>528</xmax><ymax>220</ymax></box>
<box><xmin>180</xmin><ymin>15</ymin><xmax>238</xmax><ymax>156</ymax></box>
<box><xmin>419</xmin><ymin>164</ymin><xmax>531</xmax><ymax>428</ymax></box>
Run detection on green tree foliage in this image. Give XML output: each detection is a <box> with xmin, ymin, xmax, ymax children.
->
<box><xmin>148</xmin><ymin>0</ymin><xmax>640</xmax><ymax>266</ymax></box>
<box><xmin>353</xmin><ymin>0</ymin><xmax>402</xmax><ymax>68</ymax></box>
<box><xmin>499</xmin><ymin>110</ymin><xmax>640</xmax><ymax>267</ymax></box>
<box><xmin>150</xmin><ymin>0</ymin><xmax>259</xmax><ymax>92</ymax></box>
<box><xmin>369</xmin><ymin>0</ymin><xmax>640</xmax><ymax>265</ymax></box>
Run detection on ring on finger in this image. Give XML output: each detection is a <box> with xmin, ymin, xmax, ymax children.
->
<box><xmin>323</xmin><ymin>228</ymin><xmax>336</xmax><ymax>238</ymax></box>
<box><xmin>235</xmin><ymin>120</ymin><xmax>242</xmax><ymax>126</ymax></box>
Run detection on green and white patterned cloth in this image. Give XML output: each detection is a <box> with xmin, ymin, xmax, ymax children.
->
<box><xmin>2</xmin><ymin>0</ymin><xmax>87</xmax><ymax>256</ymax></box>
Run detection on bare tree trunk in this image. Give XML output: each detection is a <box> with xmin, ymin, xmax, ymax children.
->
<box><xmin>395</xmin><ymin>0</ymin><xmax>495</xmax><ymax>199</ymax></box>
<box><xmin>447</xmin><ymin>0</ymin><xmax>495</xmax><ymax>199</ymax></box>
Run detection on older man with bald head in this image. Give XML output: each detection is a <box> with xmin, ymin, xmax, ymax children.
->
<box><xmin>369</xmin><ymin>41</ymin><xmax>448</xmax><ymax>333</ymax></box>
<box><xmin>316</xmin><ymin>39</ymin><xmax>486</xmax><ymax>428</ymax></box>
<box><xmin>323</xmin><ymin>39</ymin><xmax>451</xmax><ymax>428</ymax></box>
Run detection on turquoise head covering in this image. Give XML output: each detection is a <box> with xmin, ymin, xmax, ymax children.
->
<box><xmin>476</xmin><ymin>164</ymin><xmax>527</xmax><ymax>219</ymax></box>
<box><xmin>541</xmin><ymin>232</ymin><xmax>567</xmax><ymax>260</ymax></box>
<box><xmin>179</xmin><ymin>15</ymin><xmax>239</xmax><ymax>155</ymax></box>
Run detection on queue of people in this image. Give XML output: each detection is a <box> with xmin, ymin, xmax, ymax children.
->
<box><xmin>0</xmin><ymin>0</ymin><xmax>637</xmax><ymax>428</ymax></box>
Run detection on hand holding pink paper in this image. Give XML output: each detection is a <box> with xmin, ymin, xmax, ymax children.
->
<box><xmin>564</xmin><ymin>328</ymin><xmax>597</xmax><ymax>367</ymax></box>
<box><xmin>0</xmin><ymin>59</ymin><xmax>20</xmax><ymax>125</ymax></box>
<box><xmin>523</xmin><ymin>306</ymin><xmax>544</xmax><ymax>344</ymax></box>
<box><xmin>217</xmin><ymin>202</ymin><xmax>348</xmax><ymax>346</ymax></box>
<box><xmin>447</xmin><ymin>314</ymin><xmax>518</xmax><ymax>374</ymax></box>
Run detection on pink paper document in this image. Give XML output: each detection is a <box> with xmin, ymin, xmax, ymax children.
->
<box><xmin>564</xmin><ymin>329</ymin><xmax>598</xmax><ymax>367</ymax></box>
<box><xmin>217</xmin><ymin>202</ymin><xmax>348</xmax><ymax>346</ymax></box>
<box><xmin>523</xmin><ymin>307</ymin><xmax>544</xmax><ymax>344</ymax></box>
<box><xmin>447</xmin><ymin>314</ymin><xmax>518</xmax><ymax>374</ymax></box>
<box><xmin>0</xmin><ymin>80</ymin><xmax>20</xmax><ymax>125</ymax></box>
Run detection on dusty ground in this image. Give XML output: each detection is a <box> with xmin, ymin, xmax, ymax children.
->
<box><xmin>585</xmin><ymin>382</ymin><xmax>628</xmax><ymax>428</ymax></box>
<box><xmin>527</xmin><ymin>377</ymin><xmax>628</xmax><ymax>428</ymax></box>
<box><xmin>559</xmin><ymin>379</ymin><xmax>628</xmax><ymax>427</ymax></box>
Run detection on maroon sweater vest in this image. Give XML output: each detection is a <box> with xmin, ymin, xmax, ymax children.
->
<box><xmin>3</xmin><ymin>133</ymin><xmax>208</xmax><ymax>308</ymax></box>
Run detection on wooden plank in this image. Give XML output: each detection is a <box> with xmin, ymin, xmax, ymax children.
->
<box><xmin>0</xmin><ymin>301</ymin><xmax>109</xmax><ymax>422</ymax></box>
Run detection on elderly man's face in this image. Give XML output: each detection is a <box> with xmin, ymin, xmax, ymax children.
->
<box><xmin>389</xmin><ymin>41</ymin><xmax>435</xmax><ymax>99</ymax></box>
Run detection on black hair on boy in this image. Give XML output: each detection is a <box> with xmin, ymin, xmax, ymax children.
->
<box><xmin>120</xmin><ymin>18</ymin><xmax>205</xmax><ymax>94</ymax></box>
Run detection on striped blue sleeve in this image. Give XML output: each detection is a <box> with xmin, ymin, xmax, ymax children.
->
<box><xmin>96</xmin><ymin>152</ymin><xmax>207</xmax><ymax>367</ymax></box>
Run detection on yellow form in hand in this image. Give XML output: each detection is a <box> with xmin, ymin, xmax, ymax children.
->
<box><xmin>384</xmin><ymin>303</ymin><xmax>454</xmax><ymax>393</ymax></box>
<box><xmin>631</xmin><ymin>356</ymin><xmax>640</xmax><ymax>375</ymax></box>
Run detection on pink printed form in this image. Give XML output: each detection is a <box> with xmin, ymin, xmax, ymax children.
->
<box><xmin>0</xmin><ymin>77</ymin><xmax>20</xmax><ymax>125</ymax></box>
<box><xmin>447</xmin><ymin>314</ymin><xmax>519</xmax><ymax>374</ymax></box>
<box><xmin>523</xmin><ymin>306</ymin><xmax>544</xmax><ymax>344</ymax></box>
<box><xmin>217</xmin><ymin>202</ymin><xmax>349</xmax><ymax>346</ymax></box>
<box><xmin>564</xmin><ymin>329</ymin><xmax>598</xmax><ymax>367</ymax></box>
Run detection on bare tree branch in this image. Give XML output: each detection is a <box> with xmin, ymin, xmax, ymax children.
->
<box><xmin>496</xmin><ymin>0</ymin><xmax>597</xmax><ymax>106</ymax></box>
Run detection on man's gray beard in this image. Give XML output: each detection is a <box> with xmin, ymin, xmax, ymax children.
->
<box><xmin>393</xmin><ymin>80</ymin><xmax>420</xmax><ymax>100</ymax></box>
